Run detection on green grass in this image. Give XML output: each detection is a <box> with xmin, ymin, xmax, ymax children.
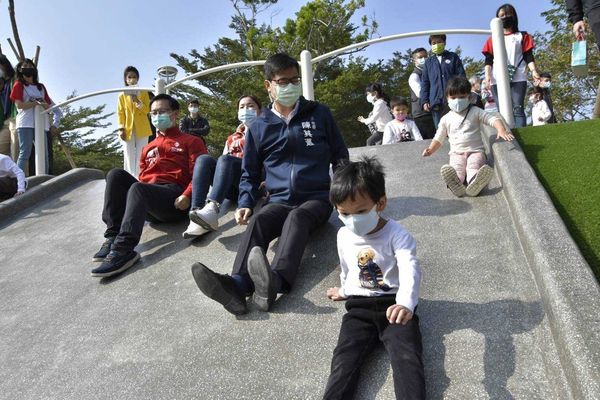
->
<box><xmin>514</xmin><ymin>119</ymin><xmax>600</xmax><ymax>281</ymax></box>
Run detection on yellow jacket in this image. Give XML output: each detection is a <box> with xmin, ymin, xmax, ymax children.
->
<box><xmin>117</xmin><ymin>90</ymin><xmax>152</xmax><ymax>141</ymax></box>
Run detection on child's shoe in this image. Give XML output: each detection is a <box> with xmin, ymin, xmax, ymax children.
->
<box><xmin>182</xmin><ymin>220</ymin><xmax>210</xmax><ymax>239</ymax></box>
<box><xmin>440</xmin><ymin>165</ymin><xmax>466</xmax><ymax>197</ymax></box>
<box><xmin>466</xmin><ymin>165</ymin><xmax>494</xmax><ymax>197</ymax></box>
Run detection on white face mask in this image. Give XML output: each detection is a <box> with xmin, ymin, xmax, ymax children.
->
<box><xmin>448</xmin><ymin>97</ymin><xmax>470</xmax><ymax>113</ymax></box>
<box><xmin>366</xmin><ymin>94</ymin><xmax>375</xmax><ymax>104</ymax></box>
<box><xmin>189</xmin><ymin>107</ymin><xmax>199</xmax><ymax>114</ymax></box>
<box><xmin>238</xmin><ymin>108</ymin><xmax>257</xmax><ymax>124</ymax></box>
<box><xmin>338</xmin><ymin>205</ymin><xmax>379</xmax><ymax>236</ymax></box>
<box><xmin>529</xmin><ymin>95</ymin><xmax>538</xmax><ymax>103</ymax></box>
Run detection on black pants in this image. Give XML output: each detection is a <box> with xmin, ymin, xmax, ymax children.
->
<box><xmin>589</xmin><ymin>7</ymin><xmax>600</xmax><ymax>52</ymax></box>
<box><xmin>323</xmin><ymin>296</ymin><xmax>425</xmax><ymax>400</ymax></box>
<box><xmin>0</xmin><ymin>177</ymin><xmax>17</xmax><ymax>201</ymax></box>
<box><xmin>413</xmin><ymin>114</ymin><xmax>436</xmax><ymax>140</ymax></box>
<box><xmin>366</xmin><ymin>131</ymin><xmax>383</xmax><ymax>146</ymax></box>
<box><xmin>102</xmin><ymin>168</ymin><xmax>187</xmax><ymax>253</ymax></box>
<box><xmin>231</xmin><ymin>199</ymin><xmax>332</xmax><ymax>291</ymax></box>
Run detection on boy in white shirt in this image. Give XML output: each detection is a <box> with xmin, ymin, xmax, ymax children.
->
<box><xmin>422</xmin><ymin>76</ymin><xmax>514</xmax><ymax>197</ymax></box>
<box><xmin>0</xmin><ymin>153</ymin><xmax>26</xmax><ymax>201</ymax></box>
<box><xmin>382</xmin><ymin>97</ymin><xmax>423</xmax><ymax>144</ymax></box>
<box><xmin>529</xmin><ymin>86</ymin><xmax>552</xmax><ymax>126</ymax></box>
<box><xmin>323</xmin><ymin>156</ymin><xmax>425</xmax><ymax>400</ymax></box>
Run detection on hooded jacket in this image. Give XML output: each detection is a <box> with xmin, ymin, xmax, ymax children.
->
<box><xmin>238</xmin><ymin>97</ymin><xmax>349</xmax><ymax>209</ymax></box>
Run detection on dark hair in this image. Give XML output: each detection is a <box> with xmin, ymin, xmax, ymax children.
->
<box><xmin>411</xmin><ymin>48</ymin><xmax>427</xmax><ymax>57</ymax></box>
<box><xmin>529</xmin><ymin>86</ymin><xmax>544</xmax><ymax>96</ymax></box>
<box><xmin>238</xmin><ymin>94</ymin><xmax>262</xmax><ymax>111</ymax></box>
<box><xmin>496</xmin><ymin>3</ymin><xmax>519</xmax><ymax>32</ymax></box>
<box><xmin>390</xmin><ymin>96</ymin><xmax>409</xmax><ymax>110</ymax></box>
<box><xmin>365</xmin><ymin>83</ymin><xmax>390</xmax><ymax>104</ymax></box>
<box><xmin>15</xmin><ymin>59</ymin><xmax>39</xmax><ymax>86</ymax></box>
<box><xmin>428</xmin><ymin>34</ymin><xmax>447</xmax><ymax>45</ymax></box>
<box><xmin>123</xmin><ymin>66</ymin><xmax>140</xmax><ymax>86</ymax></box>
<box><xmin>264</xmin><ymin>53</ymin><xmax>300</xmax><ymax>80</ymax></box>
<box><xmin>188</xmin><ymin>99</ymin><xmax>199</xmax><ymax>106</ymax></box>
<box><xmin>330</xmin><ymin>156</ymin><xmax>386</xmax><ymax>205</ymax></box>
<box><xmin>540</xmin><ymin>72</ymin><xmax>552</xmax><ymax>79</ymax></box>
<box><xmin>445</xmin><ymin>76</ymin><xmax>471</xmax><ymax>97</ymax></box>
<box><xmin>0</xmin><ymin>55</ymin><xmax>15</xmax><ymax>80</ymax></box>
<box><xmin>150</xmin><ymin>93</ymin><xmax>180</xmax><ymax>111</ymax></box>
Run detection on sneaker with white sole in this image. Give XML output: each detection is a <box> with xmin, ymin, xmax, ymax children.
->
<box><xmin>247</xmin><ymin>246</ymin><xmax>279</xmax><ymax>312</ymax></box>
<box><xmin>189</xmin><ymin>202</ymin><xmax>219</xmax><ymax>231</ymax></box>
<box><xmin>91</xmin><ymin>250</ymin><xmax>140</xmax><ymax>278</ymax></box>
<box><xmin>465</xmin><ymin>164</ymin><xmax>494</xmax><ymax>197</ymax></box>
<box><xmin>182</xmin><ymin>220</ymin><xmax>210</xmax><ymax>239</ymax></box>
<box><xmin>440</xmin><ymin>165</ymin><xmax>466</xmax><ymax>197</ymax></box>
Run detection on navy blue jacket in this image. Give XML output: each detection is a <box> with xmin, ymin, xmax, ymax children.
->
<box><xmin>238</xmin><ymin>97</ymin><xmax>349</xmax><ymax>209</ymax></box>
<box><xmin>419</xmin><ymin>50</ymin><xmax>466</xmax><ymax>108</ymax></box>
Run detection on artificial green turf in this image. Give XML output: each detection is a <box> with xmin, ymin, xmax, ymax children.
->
<box><xmin>514</xmin><ymin>119</ymin><xmax>600</xmax><ymax>281</ymax></box>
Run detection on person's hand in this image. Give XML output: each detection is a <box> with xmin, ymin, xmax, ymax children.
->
<box><xmin>573</xmin><ymin>20</ymin><xmax>586</xmax><ymax>41</ymax></box>
<box><xmin>531</xmin><ymin>70</ymin><xmax>541</xmax><ymax>85</ymax></box>
<box><xmin>174</xmin><ymin>195</ymin><xmax>190</xmax><ymax>210</ymax></box>
<box><xmin>118</xmin><ymin>128</ymin><xmax>126</xmax><ymax>140</ymax></box>
<box><xmin>538</xmin><ymin>117</ymin><xmax>544</xmax><ymax>122</ymax></box>
<box><xmin>13</xmin><ymin>190</ymin><xmax>25</xmax><ymax>197</ymax></box>
<box><xmin>386</xmin><ymin>304</ymin><xmax>413</xmax><ymax>325</ymax></box>
<box><xmin>483</xmin><ymin>77</ymin><xmax>492</xmax><ymax>91</ymax></box>
<box><xmin>422</xmin><ymin>147</ymin><xmax>434</xmax><ymax>157</ymax></box>
<box><xmin>235</xmin><ymin>208</ymin><xmax>253</xmax><ymax>225</ymax></box>
<box><xmin>357</xmin><ymin>116</ymin><xmax>364</xmax><ymax>123</ymax></box>
<box><xmin>36</xmin><ymin>100</ymin><xmax>49</xmax><ymax>109</ymax></box>
<box><xmin>326</xmin><ymin>287</ymin><xmax>347</xmax><ymax>301</ymax></box>
<box><xmin>423</xmin><ymin>103</ymin><xmax>430</xmax><ymax>112</ymax></box>
<box><xmin>497</xmin><ymin>128</ymin><xmax>514</xmax><ymax>142</ymax></box>
<box><xmin>49</xmin><ymin>126</ymin><xmax>59</xmax><ymax>137</ymax></box>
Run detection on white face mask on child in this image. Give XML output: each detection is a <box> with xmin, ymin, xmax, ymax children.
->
<box><xmin>338</xmin><ymin>205</ymin><xmax>379</xmax><ymax>236</ymax></box>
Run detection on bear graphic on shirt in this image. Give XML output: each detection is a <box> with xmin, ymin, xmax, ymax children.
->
<box><xmin>357</xmin><ymin>248</ymin><xmax>390</xmax><ymax>291</ymax></box>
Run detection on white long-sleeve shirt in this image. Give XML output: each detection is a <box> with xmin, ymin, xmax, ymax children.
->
<box><xmin>434</xmin><ymin>106</ymin><xmax>501</xmax><ymax>154</ymax></box>
<box><xmin>382</xmin><ymin>119</ymin><xmax>423</xmax><ymax>144</ymax></box>
<box><xmin>0</xmin><ymin>154</ymin><xmax>26</xmax><ymax>192</ymax></box>
<box><xmin>337</xmin><ymin>219</ymin><xmax>421</xmax><ymax>312</ymax></box>
<box><xmin>408</xmin><ymin>72</ymin><xmax>422</xmax><ymax>99</ymax></box>
<box><xmin>531</xmin><ymin>100</ymin><xmax>551</xmax><ymax>126</ymax></box>
<box><xmin>361</xmin><ymin>98</ymin><xmax>393</xmax><ymax>132</ymax></box>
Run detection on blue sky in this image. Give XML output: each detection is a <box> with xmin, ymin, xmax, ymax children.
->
<box><xmin>0</xmin><ymin>0</ymin><xmax>556</xmax><ymax>136</ymax></box>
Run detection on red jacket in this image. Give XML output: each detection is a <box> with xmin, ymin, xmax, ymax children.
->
<box><xmin>139</xmin><ymin>126</ymin><xmax>207</xmax><ymax>198</ymax></box>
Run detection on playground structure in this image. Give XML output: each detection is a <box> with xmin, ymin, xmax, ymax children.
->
<box><xmin>32</xmin><ymin>19</ymin><xmax>513</xmax><ymax>176</ymax></box>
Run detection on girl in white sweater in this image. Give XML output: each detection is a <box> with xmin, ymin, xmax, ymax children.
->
<box><xmin>358</xmin><ymin>83</ymin><xmax>393</xmax><ymax>146</ymax></box>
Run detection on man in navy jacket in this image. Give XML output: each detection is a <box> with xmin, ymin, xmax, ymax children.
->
<box><xmin>192</xmin><ymin>53</ymin><xmax>349</xmax><ymax>315</ymax></box>
<box><xmin>419</xmin><ymin>34</ymin><xmax>466</xmax><ymax>129</ymax></box>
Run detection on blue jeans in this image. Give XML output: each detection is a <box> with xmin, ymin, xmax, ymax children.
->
<box><xmin>492</xmin><ymin>81</ymin><xmax>527</xmax><ymax>128</ymax></box>
<box><xmin>17</xmin><ymin>127</ymin><xmax>49</xmax><ymax>173</ymax></box>
<box><xmin>191</xmin><ymin>154</ymin><xmax>243</xmax><ymax>208</ymax></box>
<box><xmin>191</xmin><ymin>154</ymin><xmax>216</xmax><ymax>209</ymax></box>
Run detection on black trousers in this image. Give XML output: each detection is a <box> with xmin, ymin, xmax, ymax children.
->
<box><xmin>589</xmin><ymin>7</ymin><xmax>600</xmax><ymax>52</ymax></box>
<box><xmin>413</xmin><ymin>114</ymin><xmax>436</xmax><ymax>140</ymax></box>
<box><xmin>0</xmin><ymin>177</ymin><xmax>17</xmax><ymax>201</ymax></box>
<box><xmin>231</xmin><ymin>199</ymin><xmax>332</xmax><ymax>291</ymax></box>
<box><xmin>323</xmin><ymin>296</ymin><xmax>425</xmax><ymax>400</ymax></box>
<box><xmin>102</xmin><ymin>168</ymin><xmax>187</xmax><ymax>253</ymax></box>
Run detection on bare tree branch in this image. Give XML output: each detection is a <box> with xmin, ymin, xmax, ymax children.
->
<box><xmin>6</xmin><ymin>38</ymin><xmax>20</xmax><ymax>60</ymax></box>
<box><xmin>33</xmin><ymin>46</ymin><xmax>40</xmax><ymax>66</ymax></box>
<box><xmin>8</xmin><ymin>0</ymin><xmax>25</xmax><ymax>60</ymax></box>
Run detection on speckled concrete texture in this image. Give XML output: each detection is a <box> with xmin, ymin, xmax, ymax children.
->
<box><xmin>0</xmin><ymin>138</ymin><xmax>596</xmax><ymax>399</ymax></box>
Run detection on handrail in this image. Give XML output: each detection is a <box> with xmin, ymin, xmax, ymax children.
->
<box><xmin>164</xmin><ymin>60</ymin><xmax>266</xmax><ymax>90</ymax></box>
<box><xmin>43</xmin><ymin>87</ymin><xmax>156</xmax><ymax>114</ymax></box>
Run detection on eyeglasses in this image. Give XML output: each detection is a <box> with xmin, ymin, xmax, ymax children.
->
<box><xmin>148</xmin><ymin>109</ymin><xmax>172</xmax><ymax>116</ymax></box>
<box><xmin>270</xmin><ymin>77</ymin><xmax>301</xmax><ymax>86</ymax></box>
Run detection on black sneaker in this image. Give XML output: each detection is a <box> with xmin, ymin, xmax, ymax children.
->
<box><xmin>191</xmin><ymin>263</ymin><xmax>247</xmax><ymax>315</ymax></box>
<box><xmin>92</xmin><ymin>237</ymin><xmax>115</xmax><ymax>262</ymax></box>
<box><xmin>91</xmin><ymin>250</ymin><xmax>140</xmax><ymax>278</ymax></box>
<box><xmin>247</xmin><ymin>246</ymin><xmax>278</xmax><ymax>312</ymax></box>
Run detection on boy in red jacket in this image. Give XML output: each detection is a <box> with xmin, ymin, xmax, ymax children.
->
<box><xmin>91</xmin><ymin>94</ymin><xmax>207</xmax><ymax>278</ymax></box>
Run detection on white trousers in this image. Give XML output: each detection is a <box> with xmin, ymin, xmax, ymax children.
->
<box><xmin>122</xmin><ymin>130</ymin><xmax>147</xmax><ymax>178</ymax></box>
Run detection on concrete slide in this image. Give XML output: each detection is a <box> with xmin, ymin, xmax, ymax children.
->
<box><xmin>1</xmin><ymin>128</ymin><xmax>598</xmax><ymax>399</ymax></box>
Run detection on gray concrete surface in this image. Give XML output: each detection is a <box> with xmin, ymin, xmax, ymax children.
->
<box><xmin>0</xmin><ymin>139</ymin><xmax>598</xmax><ymax>399</ymax></box>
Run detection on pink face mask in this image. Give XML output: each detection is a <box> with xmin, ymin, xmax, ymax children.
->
<box><xmin>395</xmin><ymin>113</ymin><xmax>407</xmax><ymax>122</ymax></box>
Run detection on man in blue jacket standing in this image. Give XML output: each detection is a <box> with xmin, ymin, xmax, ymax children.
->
<box><xmin>191</xmin><ymin>53</ymin><xmax>349</xmax><ymax>315</ymax></box>
<box><xmin>419</xmin><ymin>34</ymin><xmax>466</xmax><ymax>129</ymax></box>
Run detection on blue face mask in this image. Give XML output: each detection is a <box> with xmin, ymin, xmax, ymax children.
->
<box><xmin>151</xmin><ymin>114</ymin><xmax>172</xmax><ymax>131</ymax></box>
<box><xmin>448</xmin><ymin>97</ymin><xmax>470</xmax><ymax>113</ymax></box>
<box><xmin>274</xmin><ymin>82</ymin><xmax>302</xmax><ymax>107</ymax></box>
<box><xmin>238</xmin><ymin>108</ymin><xmax>257</xmax><ymax>124</ymax></box>
<box><xmin>337</xmin><ymin>205</ymin><xmax>380</xmax><ymax>236</ymax></box>
<box><xmin>417</xmin><ymin>57</ymin><xmax>426</xmax><ymax>67</ymax></box>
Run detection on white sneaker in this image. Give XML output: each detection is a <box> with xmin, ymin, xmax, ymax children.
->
<box><xmin>440</xmin><ymin>165</ymin><xmax>466</xmax><ymax>197</ymax></box>
<box><xmin>182</xmin><ymin>220</ymin><xmax>210</xmax><ymax>239</ymax></box>
<box><xmin>189</xmin><ymin>201</ymin><xmax>219</xmax><ymax>231</ymax></box>
<box><xmin>465</xmin><ymin>165</ymin><xmax>494</xmax><ymax>197</ymax></box>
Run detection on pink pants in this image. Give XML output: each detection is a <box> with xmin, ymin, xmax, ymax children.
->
<box><xmin>449</xmin><ymin>152</ymin><xmax>486</xmax><ymax>183</ymax></box>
